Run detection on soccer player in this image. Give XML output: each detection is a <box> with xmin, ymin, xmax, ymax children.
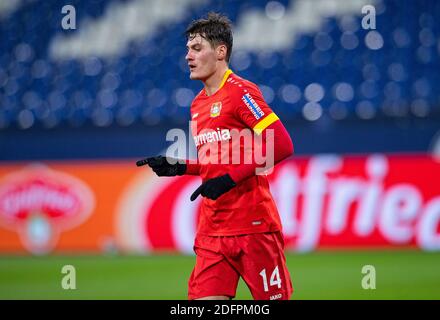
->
<box><xmin>141</xmin><ymin>13</ymin><xmax>294</xmax><ymax>300</ymax></box>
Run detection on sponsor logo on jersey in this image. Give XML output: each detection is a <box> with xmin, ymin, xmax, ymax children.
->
<box><xmin>242</xmin><ymin>93</ymin><xmax>264</xmax><ymax>120</ymax></box>
<box><xmin>210</xmin><ymin>102</ymin><xmax>222</xmax><ymax>117</ymax></box>
<box><xmin>192</xmin><ymin>113</ymin><xmax>199</xmax><ymax>119</ymax></box>
<box><xmin>193</xmin><ymin>128</ymin><xmax>231</xmax><ymax>147</ymax></box>
<box><xmin>270</xmin><ymin>293</ymin><xmax>283</xmax><ymax>300</ymax></box>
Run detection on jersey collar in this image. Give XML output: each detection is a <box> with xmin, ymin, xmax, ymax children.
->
<box><xmin>204</xmin><ymin>69</ymin><xmax>233</xmax><ymax>96</ymax></box>
<box><xmin>218</xmin><ymin>69</ymin><xmax>233</xmax><ymax>90</ymax></box>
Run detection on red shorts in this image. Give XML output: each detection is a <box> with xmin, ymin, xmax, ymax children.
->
<box><xmin>188</xmin><ymin>232</ymin><xmax>293</xmax><ymax>300</ymax></box>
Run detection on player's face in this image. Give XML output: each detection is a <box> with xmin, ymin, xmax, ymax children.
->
<box><xmin>185</xmin><ymin>34</ymin><xmax>218</xmax><ymax>81</ymax></box>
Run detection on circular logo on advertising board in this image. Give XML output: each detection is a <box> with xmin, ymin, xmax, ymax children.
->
<box><xmin>0</xmin><ymin>164</ymin><xmax>95</xmax><ymax>254</ymax></box>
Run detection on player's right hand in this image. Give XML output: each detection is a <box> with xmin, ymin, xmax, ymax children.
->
<box><xmin>136</xmin><ymin>156</ymin><xmax>186</xmax><ymax>176</ymax></box>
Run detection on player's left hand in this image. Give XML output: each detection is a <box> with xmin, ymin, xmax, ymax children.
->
<box><xmin>190</xmin><ymin>174</ymin><xmax>237</xmax><ymax>201</ymax></box>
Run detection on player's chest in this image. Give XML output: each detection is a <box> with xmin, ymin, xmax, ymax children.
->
<box><xmin>191</xmin><ymin>98</ymin><xmax>242</xmax><ymax>134</ymax></box>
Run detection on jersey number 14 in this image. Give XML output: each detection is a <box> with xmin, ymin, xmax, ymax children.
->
<box><xmin>259</xmin><ymin>266</ymin><xmax>282</xmax><ymax>292</ymax></box>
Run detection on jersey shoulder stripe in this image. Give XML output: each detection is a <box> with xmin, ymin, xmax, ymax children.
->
<box><xmin>253</xmin><ymin>112</ymin><xmax>279</xmax><ymax>135</ymax></box>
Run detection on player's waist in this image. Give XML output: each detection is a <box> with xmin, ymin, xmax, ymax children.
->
<box><xmin>197</xmin><ymin>200</ymin><xmax>282</xmax><ymax>236</ymax></box>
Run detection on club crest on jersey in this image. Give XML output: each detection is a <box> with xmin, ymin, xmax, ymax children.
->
<box><xmin>210</xmin><ymin>102</ymin><xmax>222</xmax><ymax>118</ymax></box>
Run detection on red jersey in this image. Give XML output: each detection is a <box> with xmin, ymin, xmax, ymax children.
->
<box><xmin>190</xmin><ymin>69</ymin><xmax>283</xmax><ymax>236</ymax></box>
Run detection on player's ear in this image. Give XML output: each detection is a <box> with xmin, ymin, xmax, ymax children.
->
<box><xmin>217</xmin><ymin>44</ymin><xmax>227</xmax><ymax>61</ymax></box>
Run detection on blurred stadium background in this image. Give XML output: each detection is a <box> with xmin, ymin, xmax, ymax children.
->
<box><xmin>1</xmin><ymin>0</ymin><xmax>440</xmax><ymax>300</ymax></box>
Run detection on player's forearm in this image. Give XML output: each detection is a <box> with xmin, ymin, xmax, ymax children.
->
<box><xmin>228</xmin><ymin>121</ymin><xmax>293</xmax><ymax>184</ymax></box>
<box><xmin>185</xmin><ymin>160</ymin><xmax>201</xmax><ymax>175</ymax></box>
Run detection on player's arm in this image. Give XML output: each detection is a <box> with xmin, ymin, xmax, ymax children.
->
<box><xmin>185</xmin><ymin>160</ymin><xmax>201</xmax><ymax>175</ymax></box>
<box><xmin>228</xmin><ymin>82</ymin><xmax>293</xmax><ymax>183</ymax></box>
<box><xmin>228</xmin><ymin>118</ymin><xmax>293</xmax><ymax>183</ymax></box>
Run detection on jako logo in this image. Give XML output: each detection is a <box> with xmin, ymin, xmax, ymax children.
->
<box><xmin>270</xmin><ymin>293</ymin><xmax>283</xmax><ymax>300</ymax></box>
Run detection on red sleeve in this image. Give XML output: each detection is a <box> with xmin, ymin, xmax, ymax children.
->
<box><xmin>185</xmin><ymin>160</ymin><xmax>200</xmax><ymax>176</ymax></box>
<box><xmin>228</xmin><ymin>120</ymin><xmax>294</xmax><ymax>184</ymax></box>
<box><xmin>233</xmin><ymin>82</ymin><xmax>275</xmax><ymax>130</ymax></box>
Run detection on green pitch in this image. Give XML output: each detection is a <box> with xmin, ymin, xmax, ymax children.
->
<box><xmin>1</xmin><ymin>250</ymin><xmax>439</xmax><ymax>299</ymax></box>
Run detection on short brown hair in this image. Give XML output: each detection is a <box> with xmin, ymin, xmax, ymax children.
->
<box><xmin>185</xmin><ymin>12</ymin><xmax>233</xmax><ymax>62</ymax></box>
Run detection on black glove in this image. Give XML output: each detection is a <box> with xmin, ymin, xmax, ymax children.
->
<box><xmin>190</xmin><ymin>174</ymin><xmax>237</xmax><ymax>201</ymax></box>
<box><xmin>136</xmin><ymin>156</ymin><xmax>186</xmax><ymax>176</ymax></box>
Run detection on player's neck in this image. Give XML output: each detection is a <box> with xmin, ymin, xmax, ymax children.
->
<box><xmin>203</xmin><ymin>66</ymin><xmax>230</xmax><ymax>96</ymax></box>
